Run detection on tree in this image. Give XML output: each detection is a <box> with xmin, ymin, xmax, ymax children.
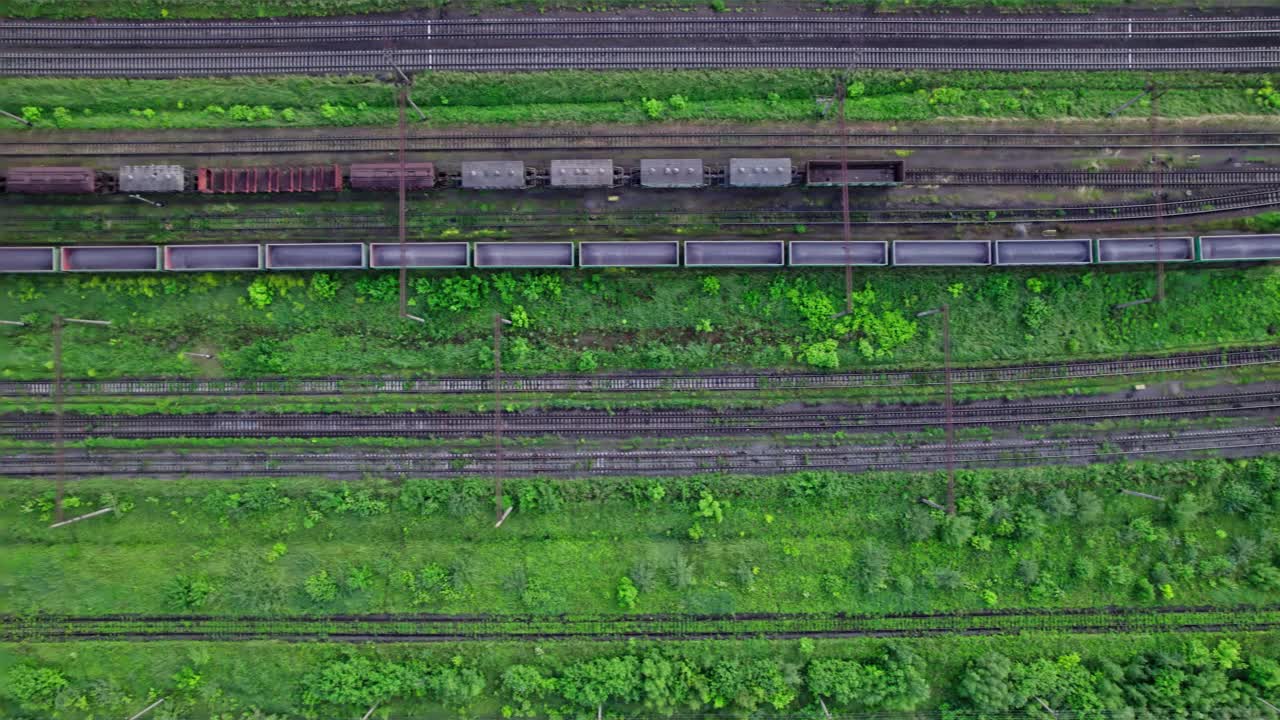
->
<box><xmin>430</xmin><ymin>662</ymin><xmax>486</xmax><ymax>711</ymax></box>
<box><xmin>501</xmin><ymin>665</ymin><xmax>554</xmax><ymax>717</ymax></box>
<box><xmin>959</xmin><ymin>653</ymin><xmax>1018</xmax><ymax>713</ymax></box>
<box><xmin>7</xmin><ymin>665</ymin><xmax>68</xmax><ymax>710</ymax></box>
<box><xmin>559</xmin><ymin>656</ymin><xmax>641</xmax><ymax>708</ymax></box>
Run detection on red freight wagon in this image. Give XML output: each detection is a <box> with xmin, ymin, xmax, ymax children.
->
<box><xmin>197</xmin><ymin>165</ymin><xmax>342</xmax><ymax>194</ymax></box>
<box><xmin>6</xmin><ymin>166</ymin><xmax>95</xmax><ymax>194</ymax></box>
<box><xmin>349</xmin><ymin>163</ymin><xmax>436</xmax><ymax>191</ymax></box>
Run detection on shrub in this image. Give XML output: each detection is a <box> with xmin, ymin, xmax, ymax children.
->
<box><xmin>902</xmin><ymin>508</ymin><xmax>938</xmax><ymax>542</ymax></box>
<box><xmin>617</xmin><ymin>576</ymin><xmax>639</xmax><ymax>609</ymax></box>
<box><xmin>854</xmin><ymin>543</ymin><xmax>891</xmax><ymax>593</ymax></box>
<box><xmin>930</xmin><ymin>568</ymin><xmax>965</xmax><ymax>590</ymax></box>
<box><xmin>1249</xmin><ymin>565</ymin><xmax>1280</xmax><ymax>591</ymax></box>
<box><xmin>801</xmin><ymin>339</ymin><xmax>840</xmax><ymax>369</ymax></box>
<box><xmin>670</xmin><ymin>552</ymin><xmax>695</xmax><ymax>589</ymax></box>
<box><xmin>166</xmin><ymin>574</ymin><xmax>214</xmax><ymax>609</ymax></box>
<box><xmin>305</xmin><ymin>569</ymin><xmax>340</xmax><ymax>604</ymax></box>
<box><xmin>958</xmin><ymin>653</ymin><xmax>1014</xmax><ymax>713</ymax></box>
<box><xmin>1043</xmin><ymin>489</ymin><xmax>1075</xmax><ymax>519</ymax></box>
<box><xmin>1017</xmin><ymin>559</ymin><xmax>1040</xmax><ymax>586</ymax></box>
<box><xmin>577</xmin><ymin>350</ymin><xmax>599</xmax><ymax>372</ymax></box>
<box><xmin>309</xmin><ymin>272</ymin><xmax>340</xmax><ymax>301</ymax></box>
<box><xmin>7</xmin><ymin>666</ymin><xmax>68</xmax><ymax>710</ymax></box>
<box><xmin>1221</xmin><ymin>480</ymin><xmax>1260</xmax><ymax>514</ymax></box>
<box><xmin>941</xmin><ymin>515</ymin><xmax>975</xmax><ymax>547</ymax></box>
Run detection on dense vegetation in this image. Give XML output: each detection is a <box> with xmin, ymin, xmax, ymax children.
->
<box><xmin>4</xmin><ymin>633</ymin><xmax>1280</xmax><ymax>718</ymax></box>
<box><xmin>2</xmin><ymin>264</ymin><xmax>1278</xmax><ymax>378</ymax></box>
<box><xmin>6</xmin><ymin>458</ymin><xmax>1280</xmax><ymax>616</ymax></box>
<box><xmin>1</xmin><ymin>70</ymin><xmax>1274</xmax><ymax>131</ymax></box>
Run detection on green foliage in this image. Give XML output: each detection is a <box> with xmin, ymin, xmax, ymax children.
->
<box><xmin>7</xmin><ymin>665</ymin><xmax>68</xmax><ymax>710</ymax></box>
<box><xmin>166</xmin><ymin>574</ymin><xmax>215</xmax><ymax>610</ymax></box>
<box><xmin>303</xmin><ymin>569</ymin><xmax>339</xmax><ymax>604</ymax></box>
<box><xmin>308</xmin><ymin>273</ymin><xmax>340</xmax><ymax>301</ymax></box>
<box><xmin>617</xmin><ymin>576</ymin><xmax>639</xmax><ymax>610</ymax></box>
<box><xmin>800</xmin><ymin>339</ymin><xmax>840</xmax><ymax>369</ymax></box>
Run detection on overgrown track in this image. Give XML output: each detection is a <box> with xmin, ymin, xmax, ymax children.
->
<box><xmin>7</xmin><ymin>189</ymin><xmax>1280</xmax><ymax>241</ymax></box>
<box><xmin>6</xmin><ymin>425</ymin><xmax>1278</xmax><ymax>478</ymax></box>
<box><xmin>4</xmin><ymin>389</ymin><xmax>1278</xmax><ymax>440</ymax></box>
<box><xmin>5</xmin><ymin>46</ymin><xmax>1278</xmax><ymax>77</ymax></box>
<box><xmin>4</xmin><ymin>606</ymin><xmax>1277</xmax><ymax>643</ymax></box>
<box><xmin>5</xmin><ymin>16</ymin><xmax>1278</xmax><ymax>47</ymax></box>
<box><xmin>3</xmin><ymin>347</ymin><xmax>1276</xmax><ymax>399</ymax></box>
<box><xmin>906</xmin><ymin>169</ymin><xmax>1280</xmax><ymax>186</ymax></box>
<box><xmin>7</xmin><ymin>131</ymin><xmax>1280</xmax><ymax>159</ymax></box>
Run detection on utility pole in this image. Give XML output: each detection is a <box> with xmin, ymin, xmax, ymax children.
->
<box><xmin>0</xmin><ymin>108</ymin><xmax>31</xmax><ymax>126</ymax></box>
<box><xmin>494</xmin><ymin>313</ymin><xmax>514</xmax><ymax>528</ymax></box>
<box><xmin>917</xmin><ymin>305</ymin><xmax>954</xmax><ymax>514</ymax></box>
<box><xmin>1150</xmin><ymin>77</ymin><xmax>1166</xmax><ymax>303</ymax></box>
<box><xmin>837</xmin><ymin>78</ymin><xmax>853</xmax><ymax>315</ymax></box>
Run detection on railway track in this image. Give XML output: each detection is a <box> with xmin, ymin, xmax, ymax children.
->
<box><xmin>3</xmin><ymin>347</ymin><xmax>1275</xmax><ymax>398</ymax></box>
<box><xmin>5</xmin><ymin>16</ymin><xmax>1279</xmax><ymax>47</ymax></box>
<box><xmin>4</xmin><ymin>389</ymin><xmax>1278</xmax><ymax>440</ymax></box>
<box><xmin>5</xmin><ymin>46</ymin><xmax>1278</xmax><ymax>77</ymax></box>
<box><xmin>6</xmin><ymin>131</ymin><xmax>1280</xmax><ymax>158</ymax></box>
<box><xmin>3</xmin><ymin>605</ymin><xmax>1276</xmax><ymax>642</ymax></box>
<box><xmin>6</xmin><ymin>188</ymin><xmax>1280</xmax><ymax>240</ymax></box>
<box><xmin>5</xmin><ymin>425</ymin><xmax>1277</xmax><ymax>478</ymax></box>
<box><xmin>905</xmin><ymin>169</ymin><xmax>1280</xmax><ymax>186</ymax></box>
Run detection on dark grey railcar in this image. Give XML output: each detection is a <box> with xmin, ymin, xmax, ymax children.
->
<box><xmin>580</xmin><ymin>241</ymin><xmax>679</xmax><ymax>267</ymax></box>
<box><xmin>119</xmin><ymin>165</ymin><xmax>185</xmax><ymax>193</ymax></box>
<box><xmin>892</xmin><ymin>241</ymin><xmax>991</xmax><ymax>266</ymax></box>
<box><xmin>474</xmin><ymin>242</ymin><xmax>574</xmax><ymax>268</ymax></box>
<box><xmin>685</xmin><ymin>241</ymin><xmax>784</xmax><ymax>267</ymax></box>
<box><xmin>995</xmin><ymin>239</ymin><xmax>1092</xmax><ymax>266</ymax></box>
<box><xmin>1096</xmin><ymin>236</ymin><xmax>1194</xmax><ymax>263</ymax></box>
<box><xmin>789</xmin><ymin>241</ymin><xmax>888</xmax><ymax>266</ymax></box>
<box><xmin>370</xmin><ymin>243</ymin><xmax>469</xmax><ymax>268</ymax></box>
<box><xmin>1199</xmin><ymin>234</ymin><xmax>1280</xmax><ymax>262</ymax></box>
<box><xmin>0</xmin><ymin>247</ymin><xmax>57</xmax><ymax>273</ymax></box>
<box><xmin>61</xmin><ymin>246</ymin><xmax>160</xmax><ymax>272</ymax></box>
<box><xmin>165</xmin><ymin>244</ymin><xmax>262</xmax><ymax>271</ymax></box>
<box><xmin>266</xmin><ymin>243</ymin><xmax>365</xmax><ymax>270</ymax></box>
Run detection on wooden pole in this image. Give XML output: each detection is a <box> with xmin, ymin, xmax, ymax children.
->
<box><xmin>919</xmin><ymin>497</ymin><xmax>946</xmax><ymax>512</ymax></box>
<box><xmin>360</xmin><ymin>701</ymin><xmax>380</xmax><ymax>720</ymax></box>
<box><xmin>0</xmin><ymin>319</ymin><xmax>26</xmax><ymax>326</ymax></box>
<box><xmin>1121</xmin><ymin>489</ymin><xmax>1166</xmax><ymax>502</ymax></box>
<box><xmin>126</xmin><ymin>697</ymin><xmax>166</xmax><ymax>720</ymax></box>
<box><xmin>0</xmin><ymin>108</ymin><xmax>32</xmax><ymax>126</ymax></box>
<box><xmin>49</xmin><ymin>506</ymin><xmax>114</xmax><ymax>529</ymax></box>
<box><xmin>818</xmin><ymin>696</ymin><xmax>833</xmax><ymax>720</ymax></box>
<box><xmin>1259</xmin><ymin>697</ymin><xmax>1280</xmax><ymax>715</ymax></box>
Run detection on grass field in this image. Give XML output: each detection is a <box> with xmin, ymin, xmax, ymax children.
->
<box><xmin>4</xmin><ymin>458</ymin><xmax>1280</xmax><ymax>617</ymax></box>
<box><xmin>2</xmin><ymin>264</ymin><xmax>1279</xmax><ymax>378</ymax></box>
<box><xmin>0</xmin><ymin>70</ymin><xmax>1273</xmax><ymax>131</ymax></box>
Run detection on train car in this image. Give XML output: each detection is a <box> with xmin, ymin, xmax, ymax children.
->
<box><xmin>119</xmin><ymin>165</ymin><xmax>185</xmax><ymax>193</ymax></box>
<box><xmin>61</xmin><ymin>246</ymin><xmax>160</xmax><ymax>272</ymax></box>
<box><xmin>806</xmin><ymin>160</ymin><xmax>905</xmax><ymax>187</ymax></box>
<box><xmin>349</xmin><ymin>163</ymin><xmax>436</xmax><ymax>191</ymax></box>
<box><xmin>1198</xmin><ymin>234</ymin><xmax>1280</xmax><ymax>262</ymax></box>
<box><xmin>0</xmin><ymin>247</ymin><xmax>58</xmax><ymax>273</ymax></box>
<box><xmin>728</xmin><ymin>158</ymin><xmax>792</xmax><ymax>187</ymax></box>
<box><xmin>639</xmin><ymin>159</ymin><xmax>704</xmax><ymax>189</ymax></box>
<box><xmin>5</xmin><ymin>166</ymin><xmax>95</xmax><ymax>194</ymax></box>
<box><xmin>197</xmin><ymin>165</ymin><xmax>342</xmax><ymax>194</ymax></box>
<box><xmin>549</xmin><ymin>160</ymin><xmax>614</xmax><ymax>188</ymax></box>
<box><xmin>461</xmin><ymin>161</ymin><xmax>526</xmax><ymax>190</ymax></box>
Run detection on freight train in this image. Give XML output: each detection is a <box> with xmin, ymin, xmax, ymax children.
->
<box><xmin>2</xmin><ymin>235</ymin><xmax>1277</xmax><ymax>273</ymax></box>
<box><xmin>0</xmin><ymin>159</ymin><xmax>906</xmax><ymax>195</ymax></box>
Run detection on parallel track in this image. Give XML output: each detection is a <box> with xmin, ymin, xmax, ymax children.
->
<box><xmin>6</xmin><ymin>426</ymin><xmax>1278</xmax><ymax>478</ymax></box>
<box><xmin>5</xmin><ymin>16</ymin><xmax>1279</xmax><ymax>47</ymax></box>
<box><xmin>3</xmin><ymin>347</ymin><xmax>1275</xmax><ymax>398</ymax></box>
<box><xmin>4</xmin><ymin>605</ymin><xmax>1277</xmax><ymax>642</ymax></box>
<box><xmin>5</xmin><ymin>46</ymin><xmax>1278</xmax><ymax>77</ymax></box>
<box><xmin>6</xmin><ymin>131</ymin><xmax>1280</xmax><ymax>158</ymax></box>
<box><xmin>7</xmin><ymin>188</ymin><xmax>1280</xmax><ymax>239</ymax></box>
<box><xmin>905</xmin><ymin>169</ymin><xmax>1280</xmax><ymax>186</ymax></box>
<box><xmin>4</xmin><ymin>389</ymin><xmax>1278</xmax><ymax>440</ymax></box>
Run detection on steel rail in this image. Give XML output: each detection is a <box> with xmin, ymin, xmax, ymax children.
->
<box><xmin>3</xmin><ymin>346</ymin><xmax>1275</xmax><ymax>398</ymax></box>
<box><xmin>4</xmin><ymin>16</ymin><xmax>1279</xmax><ymax>47</ymax></box>
<box><xmin>4</xmin><ymin>605</ymin><xmax>1278</xmax><ymax>643</ymax></box>
<box><xmin>5</xmin><ymin>46</ymin><xmax>1278</xmax><ymax>77</ymax></box>
<box><xmin>3</xmin><ymin>389</ymin><xmax>1277</xmax><ymax>440</ymax></box>
<box><xmin>4</xmin><ymin>425</ymin><xmax>1278</xmax><ymax>479</ymax></box>
<box><xmin>6</xmin><ymin>131</ymin><xmax>1280</xmax><ymax>158</ymax></box>
<box><xmin>7</xmin><ymin>188</ymin><xmax>1280</xmax><ymax>240</ymax></box>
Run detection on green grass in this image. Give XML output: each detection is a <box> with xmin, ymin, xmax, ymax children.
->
<box><xmin>1</xmin><ymin>70</ymin><xmax>1274</xmax><ymax>131</ymax></box>
<box><xmin>3</xmin><ymin>264</ymin><xmax>1280</xmax><ymax>379</ymax></box>
<box><xmin>4</xmin><ymin>458</ymin><xmax>1279</xmax><ymax>617</ymax></box>
<box><xmin>5</xmin><ymin>633</ymin><xmax>1278</xmax><ymax>718</ymax></box>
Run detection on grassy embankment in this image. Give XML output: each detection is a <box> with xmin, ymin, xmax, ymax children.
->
<box><xmin>5</xmin><ymin>458</ymin><xmax>1280</xmax><ymax>716</ymax></box>
<box><xmin>1</xmin><ymin>71</ymin><xmax>1276</xmax><ymax>131</ymax></box>
<box><xmin>4</xmin><ymin>459</ymin><xmax>1279</xmax><ymax>616</ymax></box>
<box><xmin>3</xmin><ymin>263</ymin><xmax>1280</xmax><ymax>378</ymax></box>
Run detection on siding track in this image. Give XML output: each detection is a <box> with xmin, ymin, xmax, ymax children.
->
<box><xmin>4</xmin><ymin>605</ymin><xmax>1278</xmax><ymax>642</ymax></box>
<box><xmin>5</xmin><ymin>46</ymin><xmax>1278</xmax><ymax>77</ymax></box>
<box><xmin>2</xmin><ymin>347</ymin><xmax>1276</xmax><ymax>398</ymax></box>
<box><xmin>5</xmin><ymin>16</ymin><xmax>1279</xmax><ymax>47</ymax></box>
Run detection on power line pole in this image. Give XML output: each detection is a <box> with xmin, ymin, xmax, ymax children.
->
<box><xmin>837</xmin><ymin>78</ymin><xmax>853</xmax><ymax>315</ymax></box>
<box><xmin>917</xmin><ymin>305</ymin><xmax>954</xmax><ymax>514</ymax></box>
<box><xmin>1150</xmin><ymin>77</ymin><xmax>1166</xmax><ymax>303</ymax></box>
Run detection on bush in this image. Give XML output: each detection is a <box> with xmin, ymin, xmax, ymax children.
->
<box><xmin>166</xmin><ymin>574</ymin><xmax>215</xmax><ymax>609</ymax></box>
<box><xmin>941</xmin><ymin>515</ymin><xmax>976</xmax><ymax>547</ymax></box>
<box><xmin>309</xmin><ymin>272</ymin><xmax>341</xmax><ymax>301</ymax></box>
<box><xmin>304</xmin><ymin>569</ymin><xmax>340</xmax><ymax>603</ymax></box>
<box><xmin>854</xmin><ymin>543</ymin><xmax>891</xmax><ymax>593</ymax></box>
<box><xmin>7</xmin><ymin>666</ymin><xmax>68</xmax><ymax>710</ymax></box>
<box><xmin>617</xmin><ymin>576</ymin><xmax>639</xmax><ymax>609</ymax></box>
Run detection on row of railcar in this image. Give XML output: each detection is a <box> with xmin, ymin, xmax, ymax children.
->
<box><xmin>2</xmin><ymin>236</ymin><xmax>1276</xmax><ymax>273</ymax></box>
<box><xmin>0</xmin><ymin>159</ymin><xmax>905</xmax><ymax>195</ymax></box>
